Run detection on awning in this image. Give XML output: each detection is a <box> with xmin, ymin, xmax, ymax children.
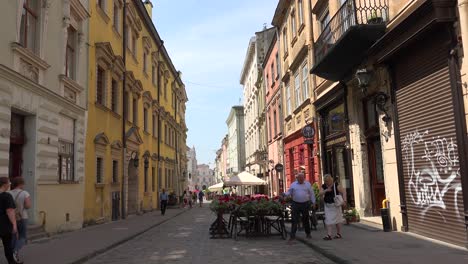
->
<box><xmin>224</xmin><ymin>171</ymin><xmax>267</xmax><ymax>186</ymax></box>
<box><xmin>208</xmin><ymin>182</ymin><xmax>224</xmax><ymax>191</ymax></box>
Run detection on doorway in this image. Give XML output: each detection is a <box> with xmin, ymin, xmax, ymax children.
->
<box><xmin>325</xmin><ymin>145</ymin><xmax>354</xmax><ymax>207</ymax></box>
<box><xmin>363</xmin><ymin>96</ymin><xmax>386</xmax><ymax>216</ymax></box>
<box><xmin>9</xmin><ymin>113</ymin><xmax>25</xmax><ymax>179</ymax></box>
<box><xmin>127</xmin><ymin>159</ymin><xmax>138</xmax><ymax>215</ymax></box>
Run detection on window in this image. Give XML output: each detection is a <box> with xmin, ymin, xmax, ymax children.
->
<box><xmin>152</xmin><ymin>114</ymin><xmax>156</xmax><ymax>136</ymax></box>
<box><xmin>144</xmin><ymin>162</ymin><xmax>148</xmax><ymax>192</ymax></box>
<box><xmin>143</xmin><ymin>50</ymin><xmax>148</xmax><ymax>74</ymax></box>
<box><xmin>283</xmin><ymin>28</ymin><xmax>288</xmax><ymax>54</ymax></box>
<box><xmin>96</xmin><ymin>157</ymin><xmax>103</xmax><ymax>183</ymax></box>
<box><xmin>133</xmin><ymin>98</ymin><xmax>137</xmax><ymax>125</ymax></box>
<box><xmin>270</xmin><ymin>63</ymin><xmax>275</xmax><ymax>85</ymax></box>
<box><xmin>275</xmin><ymin>53</ymin><xmax>280</xmax><ymax>78</ymax></box>
<box><xmin>123</xmin><ymin>92</ymin><xmax>129</xmax><ymax>119</ymax></box>
<box><xmin>165</xmin><ymin>168</ymin><xmax>168</xmax><ymax>188</ymax></box>
<box><xmin>268</xmin><ymin>116</ymin><xmax>272</xmax><ymax>141</ymax></box>
<box><xmin>298</xmin><ymin>0</ymin><xmax>304</xmax><ymax>26</ymax></box>
<box><xmin>66</xmin><ymin>27</ymin><xmax>77</xmax><ymax>79</ymax></box>
<box><xmin>98</xmin><ymin>0</ymin><xmax>105</xmax><ymax>10</ymax></box>
<box><xmin>158</xmin><ymin>167</ymin><xmax>162</xmax><ymax>191</ymax></box>
<box><xmin>165</xmin><ymin>124</ymin><xmax>168</xmax><ymax>144</ymax></box>
<box><xmin>286</xmin><ymin>83</ymin><xmax>291</xmax><ymax>115</ymax></box>
<box><xmin>58</xmin><ymin>116</ymin><xmax>74</xmax><ymax>182</ymax></box>
<box><xmin>113</xmin><ymin>2</ymin><xmax>120</xmax><ymax>32</ymax></box>
<box><xmin>152</xmin><ymin>65</ymin><xmax>156</xmax><ymax>85</ymax></box>
<box><xmin>164</xmin><ymin>80</ymin><xmax>167</xmax><ymax>100</ymax></box>
<box><xmin>143</xmin><ymin>108</ymin><xmax>148</xmax><ymax>132</ymax></box>
<box><xmin>20</xmin><ymin>0</ymin><xmax>39</xmax><ymax>52</ymax></box>
<box><xmin>320</xmin><ymin>11</ymin><xmax>331</xmax><ymax>33</ymax></box>
<box><xmin>152</xmin><ymin>167</ymin><xmax>156</xmax><ymax>192</ymax></box>
<box><xmin>273</xmin><ymin>111</ymin><xmax>278</xmax><ymax>136</ymax></box>
<box><xmin>112</xmin><ymin>160</ymin><xmax>118</xmax><ymax>183</ymax></box>
<box><xmin>294</xmin><ymin>72</ymin><xmax>301</xmax><ymax>107</ymax></box>
<box><xmin>302</xmin><ymin>63</ymin><xmax>309</xmax><ymax>100</ymax></box>
<box><xmin>132</xmin><ymin>35</ymin><xmax>137</xmax><ymax>55</ymax></box>
<box><xmin>96</xmin><ymin>66</ymin><xmax>106</xmax><ymax>105</ymax></box>
<box><xmin>266</xmin><ymin>73</ymin><xmax>269</xmax><ymax>89</ymax></box>
<box><xmin>291</xmin><ymin>12</ymin><xmax>297</xmax><ymax>38</ymax></box>
<box><xmin>111</xmin><ymin>79</ymin><xmax>118</xmax><ymax>112</ymax></box>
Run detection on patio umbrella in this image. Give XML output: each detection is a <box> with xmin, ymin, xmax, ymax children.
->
<box><xmin>224</xmin><ymin>171</ymin><xmax>266</xmax><ymax>186</ymax></box>
<box><xmin>208</xmin><ymin>182</ymin><xmax>224</xmax><ymax>191</ymax></box>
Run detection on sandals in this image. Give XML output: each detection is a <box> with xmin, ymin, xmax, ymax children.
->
<box><xmin>323</xmin><ymin>235</ymin><xmax>332</xmax><ymax>240</ymax></box>
<box><xmin>334</xmin><ymin>233</ymin><xmax>343</xmax><ymax>239</ymax></box>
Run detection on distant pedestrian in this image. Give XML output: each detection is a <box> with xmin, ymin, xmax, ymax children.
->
<box><xmin>188</xmin><ymin>191</ymin><xmax>193</xmax><ymax>208</ymax></box>
<box><xmin>192</xmin><ymin>192</ymin><xmax>197</xmax><ymax>205</ymax></box>
<box><xmin>9</xmin><ymin>177</ymin><xmax>30</xmax><ymax>263</ymax></box>
<box><xmin>198</xmin><ymin>191</ymin><xmax>205</xmax><ymax>207</ymax></box>
<box><xmin>0</xmin><ymin>177</ymin><xmax>20</xmax><ymax>264</ymax></box>
<box><xmin>284</xmin><ymin>172</ymin><xmax>316</xmax><ymax>243</ymax></box>
<box><xmin>159</xmin><ymin>189</ymin><xmax>168</xmax><ymax>215</ymax></box>
<box><xmin>320</xmin><ymin>174</ymin><xmax>346</xmax><ymax>240</ymax></box>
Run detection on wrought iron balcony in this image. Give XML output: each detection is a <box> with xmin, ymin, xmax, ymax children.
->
<box><xmin>311</xmin><ymin>0</ymin><xmax>389</xmax><ymax>81</ymax></box>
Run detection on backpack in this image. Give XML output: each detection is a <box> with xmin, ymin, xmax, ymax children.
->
<box><xmin>14</xmin><ymin>190</ymin><xmax>23</xmax><ymax>220</ymax></box>
<box><xmin>198</xmin><ymin>192</ymin><xmax>204</xmax><ymax>199</ymax></box>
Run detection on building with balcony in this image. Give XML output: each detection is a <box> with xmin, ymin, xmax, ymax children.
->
<box><xmin>310</xmin><ymin>0</ymin><xmax>468</xmax><ymax>248</ymax></box>
<box><xmin>272</xmin><ymin>0</ymin><xmax>319</xmax><ymax>190</ymax></box>
<box><xmin>0</xmin><ymin>0</ymin><xmax>89</xmax><ymax>233</ymax></box>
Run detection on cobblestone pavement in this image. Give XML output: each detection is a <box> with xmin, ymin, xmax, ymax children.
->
<box><xmin>85</xmin><ymin>205</ymin><xmax>334</xmax><ymax>264</ymax></box>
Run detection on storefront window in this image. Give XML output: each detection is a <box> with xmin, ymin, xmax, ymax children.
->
<box><xmin>327</xmin><ymin>104</ymin><xmax>345</xmax><ymax>134</ymax></box>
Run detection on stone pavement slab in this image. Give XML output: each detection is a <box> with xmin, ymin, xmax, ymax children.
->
<box><xmin>291</xmin><ymin>222</ymin><xmax>468</xmax><ymax>264</ymax></box>
<box><xmin>85</xmin><ymin>206</ymin><xmax>335</xmax><ymax>264</ymax></box>
<box><xmin>0</xmin><ymin>208</ymin><xmax>186</xmax><ymax>264</ymax></box>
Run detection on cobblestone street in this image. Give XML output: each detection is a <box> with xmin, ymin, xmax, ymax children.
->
<box><xmin>84</xmin><ymin>205</ymin><xmax>334</xmax><ymax>264</ymax></box>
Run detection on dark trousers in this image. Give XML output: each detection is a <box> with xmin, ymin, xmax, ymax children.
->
<box><xmin>160</xmin><ymin>200</ymin><xmax>168</xmax><ymax>215</ymax></box>
<box><xmin>290</xmin><ymin>201</ymin><xmax>311</xmax><ymax>238</ymax></box>
<box><xmin>1</xmin><ymin>232</ymin><xmax>14</xmax><ymax>263</ymax></box>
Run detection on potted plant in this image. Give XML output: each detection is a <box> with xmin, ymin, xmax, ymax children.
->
<box><xmin>368</xmin><ymin>10</ymin><xmax>383</xmax><ymax>24</ymax></box>
<box><xmin>344</xmin><ymin>208</ymin><xmax>360</xmax><ymax>224</ymax></box>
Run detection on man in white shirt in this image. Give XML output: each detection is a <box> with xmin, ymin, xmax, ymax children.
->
<box><xmin>284</xmin><ymin>172</ymin><xmax>316</xmax><ymax>241</ymax></box>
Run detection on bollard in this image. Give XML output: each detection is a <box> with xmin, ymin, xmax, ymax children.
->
<box><xmin>381</xmin><ymin>208</ymin><xmax>392</xmax><ymax>232</ymax></box>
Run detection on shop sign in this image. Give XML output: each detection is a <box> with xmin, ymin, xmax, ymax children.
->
<box><xmin>274</xmin><ymin>163</ymin><xmax>284</xmax><ymax>172</ymax></box>
<box><xmin>302</xmin><ymin>124</ymin><xmax>315</xmax><ymax>138</ymax></box>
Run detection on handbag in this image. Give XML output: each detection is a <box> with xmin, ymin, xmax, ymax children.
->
<box><xmin>333</xmin><ymin>184</ymin><xmax>344</xmax><ymax>207</ymax></box>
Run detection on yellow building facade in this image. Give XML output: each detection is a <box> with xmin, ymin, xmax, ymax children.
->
<box><xmin>85</xmin><ymin>0</ymin><xmax>187</xmax><ymax>225</ymax></box>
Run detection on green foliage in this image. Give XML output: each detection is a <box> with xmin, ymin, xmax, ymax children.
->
<box><xmin>312</xmin><ymin>182</ymin><xmax>321</xmax><ymax>204</ymax></box>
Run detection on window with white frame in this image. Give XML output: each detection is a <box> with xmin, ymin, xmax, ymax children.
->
<box><xmin>58</xmin><ymin>115</ymin><xmax>74</xmax><ymax>182</ymax></box>
<box><xmin>152</xmin><ymin>113</ymin><xmax>156</xmax><ymax>136</ymax></box>
<box><xmin>152</xmin><ymin>65</ymin><xmax>156</xmax><ymax>85</ymax></box>
<box><xmin>152</xmin><ymin>167</ymin><xmax>156</xmax><ymax>192</ymax></box>
<box><xmin>286</xmin><ymin>83</ymin><xmax>291</xmax><ymax>115</ymax></box>
<box><xmin>132</xmin><ymin>34</ymin><xmax>137</xmax><ymax>56</ymax></box>
<box><xmin>283</xmin><ymin>28</ymin><xmax>288</xmax><ymax>54</ymax></box>
<box><xmin>20</xmin><ymin>0</ymin><xmax>39</xmax><ymax>53</ymax></box>
<box><xmin>158</xmin><ymin>167</ymin><xmax>162</xmax><ymax>191</ymax></box>
<box><xmin>294</xmin><ymin>72</ymin><xmax>301</xmax><ymax>107</ymax></box>
<box><xmin>298</xmin><ymin>0</ymin><xmax>304</xmax><ymax>26</ymax></box>
<box><xmin>144</xmin><ymin>161</ymin><xmax>148</xmax><ymax>192</ymax></box>
<box><xmin>268</xmin><ymin>115</ymin><xmax>272</xmax><ymax>141</ymax></box>
<box><xmin>96</xmin><ymin>66</ymin><xmax>106</xmax><ymax>105</ymax></box>
<box><xmin>96</xmin><ymin>157</ymin><xmax>103</xmax><ymax>183</ymax></box>
<box><xmin>143</xmin><ymin>50</ymin><xmax>148</xmax><ymax>74</ymax></box>
<box><xmin>66</xmin><ymin>26</ymin><xmax>77</xmax><ymax>79</ymax></box>
<box><xmin>273</xmin><ymin>110</ymin><xmax>278</xmax><ymax>135</ymax></box>
<box><xmin>302</xmin><ymin>63</ymin><xmax>309</xmax><ymax>100</ymax></box>
<box><xmin>291</xmin><ymin>12</ymin><xmax>297</xmax><ymax>38</ymax></box>
<box><xmin>270</xmin><ymin>63</ymin><xmax>275</xmax><ymax>85</ymax></box>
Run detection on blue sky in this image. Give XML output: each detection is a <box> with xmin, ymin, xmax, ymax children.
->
<box><xmin>152</xmin><ymin>0</ymin><xmax>277</xmax><ymax>166</ymax></box>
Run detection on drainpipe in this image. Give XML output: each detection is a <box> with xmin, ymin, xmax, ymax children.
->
<box><xmin>121</xmin><ymin>1</ymin><xmax>128</xmax><ymax>219</ymax></box>
<box><xmin>156</xmin><ymin>41</ymin><xmax>163</xmax><ymax>196</ymax></box>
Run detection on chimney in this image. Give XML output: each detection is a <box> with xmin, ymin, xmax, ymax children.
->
<box><xmin>144</xmin><ymin>0</ymin><xmax>153</xmax><ymax>18</ymax></box>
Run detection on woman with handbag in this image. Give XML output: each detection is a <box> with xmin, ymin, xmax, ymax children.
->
<box><xmin>320</xmin><ymin>174</ymin><xmax>346</xmax><ymax>240</ymax></box>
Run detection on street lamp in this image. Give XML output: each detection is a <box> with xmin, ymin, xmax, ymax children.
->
<box><xmin>130</xmin><ymin>151</ymin><xmax>139</xmax><ymax>167</ymax></box>
<box><xmin>355</xmin><ymin>68</ymin><xmax>372</xmax><ymax>95</ymax></box>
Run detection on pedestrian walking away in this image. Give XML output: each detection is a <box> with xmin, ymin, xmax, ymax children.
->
<box><xmin>0</xmin><ymin>177</ymin><xmax>21</xmax><ymax>264</ymax></box>
<box><xmin>9</xmin><ymin>177</ymin><xmax>31</xmax><ymax>263</ymax></box>
<box><xmin>198</xmin><ymin>190</ymin><xmax>204</xmax><ymax>207</ymax></box>
<box><xmin>284</xmin><ymin>172</ymin><xmax>316</xmax><ymax>243</ymax></box>
<box><xmin>159</xmin><ymin>189</ymin><xmax>168</xmax><ymax>216</ymax></box>
<box><xmin>320</xmin><ymin>174</ymin><xmax>346</xmax><ymax>240</ymax></box>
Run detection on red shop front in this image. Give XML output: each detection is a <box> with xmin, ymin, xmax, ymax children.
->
<box><xmin>283</xmin><ymin>127</ymin><xmax>320</xmax><ymax>189</ymax></box>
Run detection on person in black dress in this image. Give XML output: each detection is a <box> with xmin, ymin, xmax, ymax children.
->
<box><xmin>0</xmin><ymin>177</ymin><xmax>20</xmax><ymax>264</ymax></box>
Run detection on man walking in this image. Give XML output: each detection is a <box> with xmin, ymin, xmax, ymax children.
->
<box><xmin>159</xmin><ymin>189</ymin><xmax>168</xmax><ymax>216</ymax></box>
<box><xmin>284</xmin><ymin>172</ymin><xmax>316</xmax><ymax>242</ymax></box>
<box><xmin>198</xmin><ymin>191</ymin><xmax>205</xmax><ymax>207</ymax></box>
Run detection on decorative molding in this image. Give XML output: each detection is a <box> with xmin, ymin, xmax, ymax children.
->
<box><xmin>60</xmin><ymin>74</ymin><xmax>84</xmax><ymax>93</ymax></box>
<box><xmin>11</xmin><ymin>42</ymin><xmax>50</xmax><ymax>71</ymax></box>
<box><xmin>94</xmin><ymin>132</ymin><xmax>110</xmax><ymax>146</ymax></box>
<box><xmin>70</xmin><ymin>0</ymin><xmax>90</xmax><ymax>21</ymax></box>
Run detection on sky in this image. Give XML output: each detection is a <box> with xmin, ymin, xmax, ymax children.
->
<box><xmin>152</xmin><ymin>0</ymin><xmax>278</xmax><ymax>166</ymax></box>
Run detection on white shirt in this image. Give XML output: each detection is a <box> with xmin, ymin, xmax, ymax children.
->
<box><xmin>285</xmin><ymin>181</ymin><xmax>316</xmax><ymax>204</ymax></box>
<box><xmin>9</xmin><ymin>189</ymin><xmax>30</xmax><ymax>219</ymax></box>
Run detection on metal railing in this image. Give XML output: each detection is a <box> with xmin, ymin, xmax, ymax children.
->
<box><xmin>314</xmin><ymin>0</ymin><xmax>389</xmax><ymax>64</ymax></box>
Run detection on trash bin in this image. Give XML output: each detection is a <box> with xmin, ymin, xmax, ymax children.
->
<box><xmin>381</xmin><ymin>208</ymin><xmax>391</xmax><ymax>232</ymax></box>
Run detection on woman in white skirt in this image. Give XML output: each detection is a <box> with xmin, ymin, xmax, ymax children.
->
<box><xmin>320</xmin><ymin>174</ymin><xmax>346</xmax><ymax>240</ymax></box>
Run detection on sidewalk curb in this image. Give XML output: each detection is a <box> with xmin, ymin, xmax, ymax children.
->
<box><xmin>70</xmin><ymin>209</ymin><xmax>187</xmax><ymax>264</ymax></box>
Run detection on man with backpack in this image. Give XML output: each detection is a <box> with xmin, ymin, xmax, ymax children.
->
<box><xmin>9</xmin><ymin>177</ymin><xmax>31</xmax><ymax>264</ymax></box>
<box><xmin>198</xmin><ymin>191</ymin><xmax>205</xmax><ymax>207</ymax></box>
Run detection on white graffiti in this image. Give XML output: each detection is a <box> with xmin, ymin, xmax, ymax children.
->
<box><xmin>401</xmin><ymin>130</ymin><xmax>463</xmax><ymax>222</ymax></box>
